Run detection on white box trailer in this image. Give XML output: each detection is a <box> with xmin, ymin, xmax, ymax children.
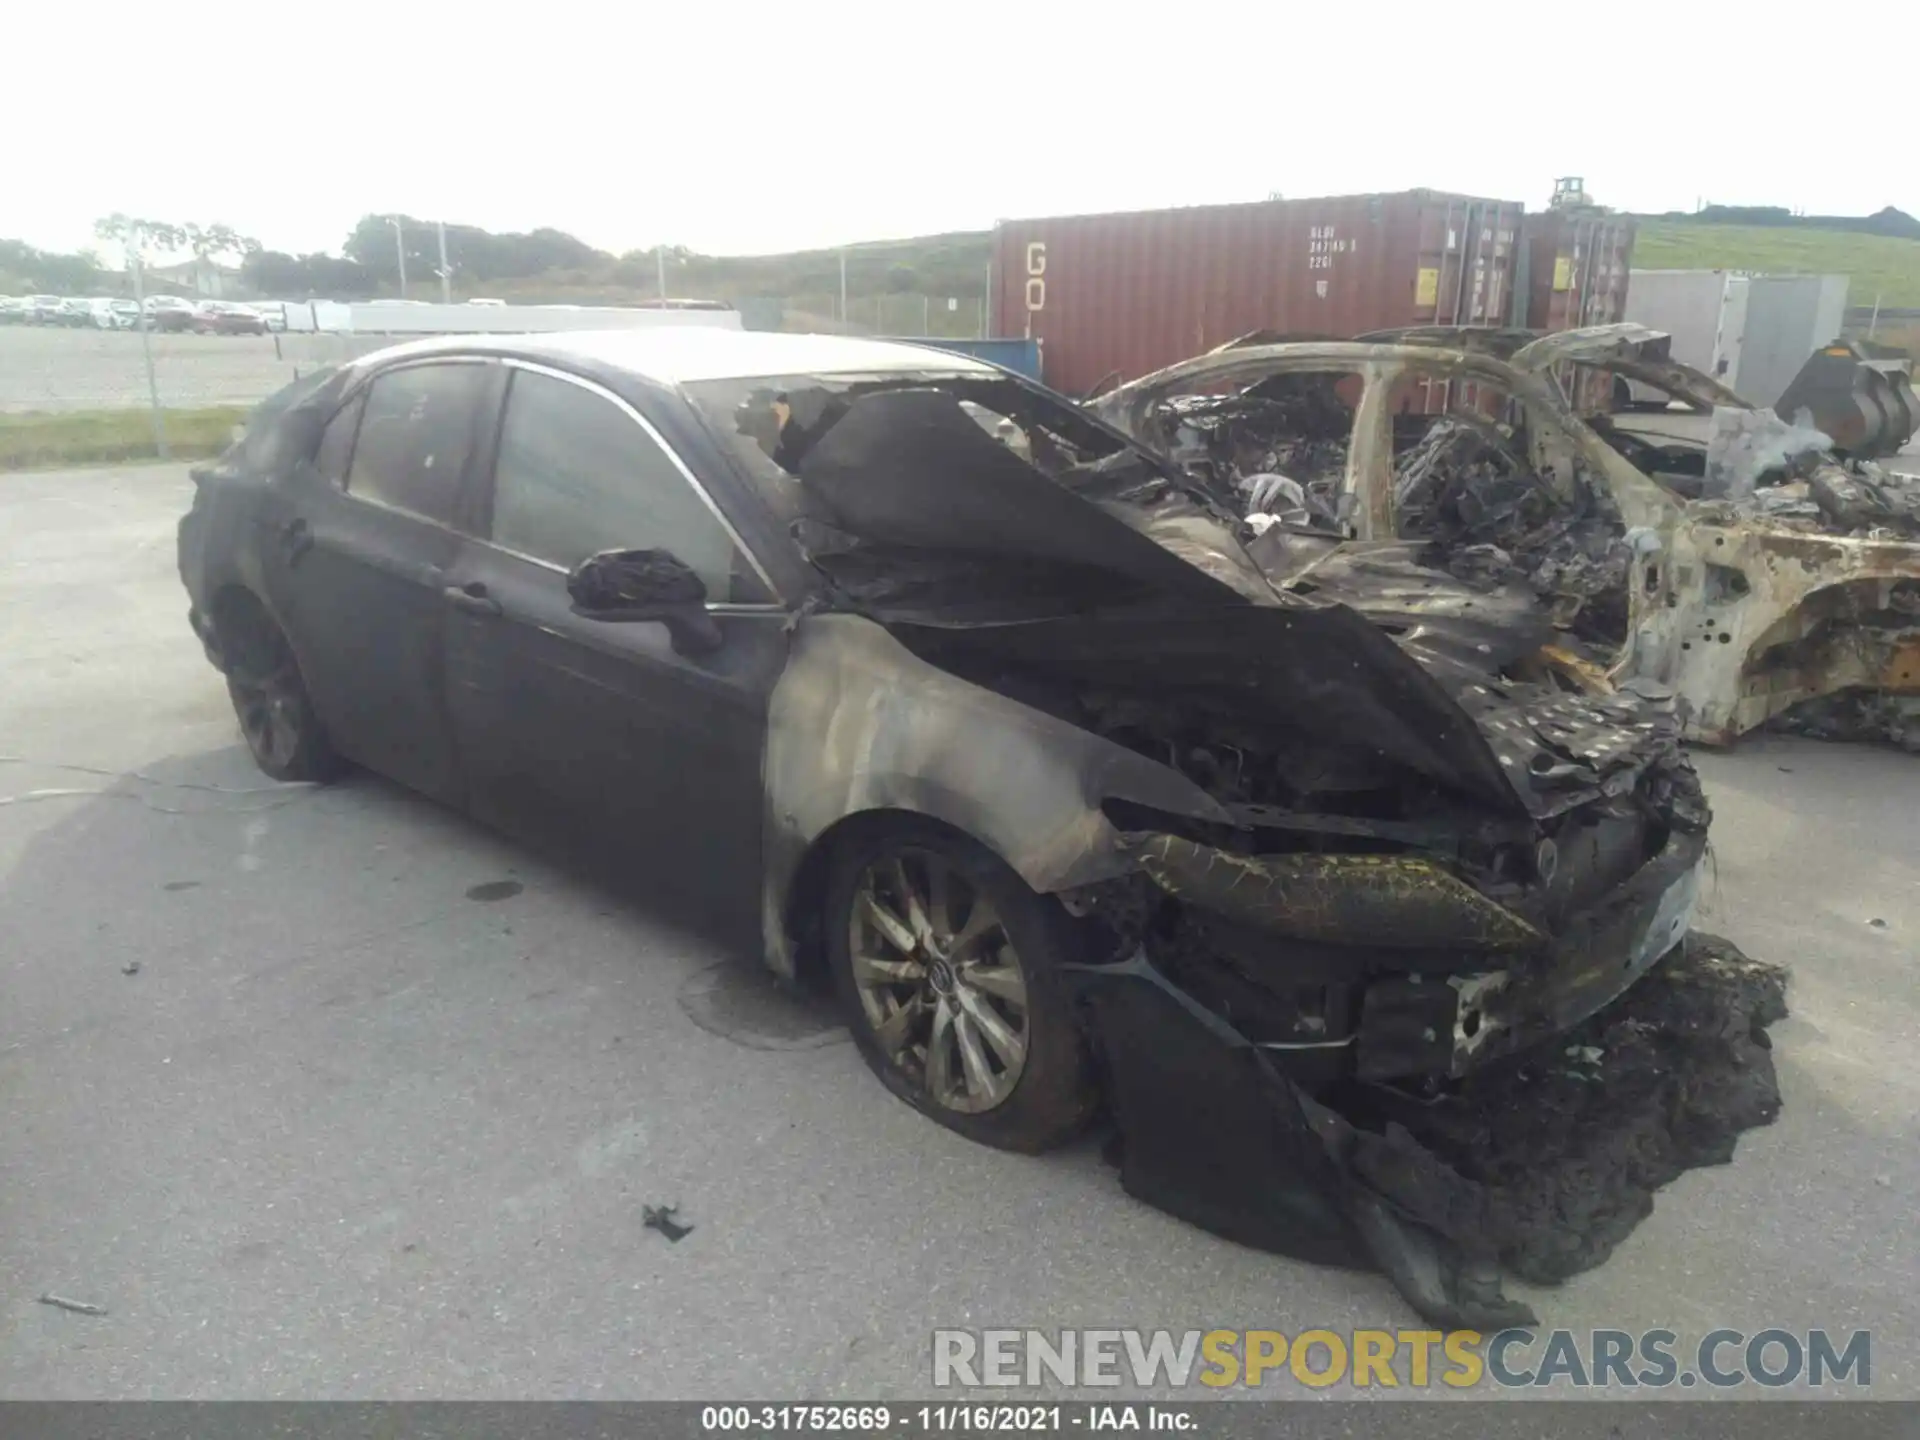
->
<box><xmin>1621</xmin><ymin>270</ymin><xmax>1750</xmax><ymax>398</ymax></box>
<box><xmin>1621</xmin><ymin>269</ymin><xmax>1848</xmax><ymax>406</ymax></box>
<box><xmin>269</xmin><ymin>300</ymin><xmax>743</xmax><ymax>337</ymax></box>
<box><xmin>1738</xmin><ymin>275</ymin><xmax>1850</xmax><ymax>407</ymax></box>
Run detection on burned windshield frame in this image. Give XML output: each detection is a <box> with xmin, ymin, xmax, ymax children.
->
<box><xmin>679</xmin><ymin>369</ymin><xmax>1245</xmax><ymax>616</ymax></box>
<box><xmin>680</xmin><ymin>369</ymin><xmax>1182</xmax><ymax>519</ymax></box>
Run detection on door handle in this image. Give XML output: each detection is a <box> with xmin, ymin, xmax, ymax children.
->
<box><xmin>279</xmin><ymin>517</ymin><xmax>312</xmax><ymax>563</ymax></box>
<box><xmin>444</xmin><ymin>582</ymin><xmax>502</xmax><ymax>617</ymax></box>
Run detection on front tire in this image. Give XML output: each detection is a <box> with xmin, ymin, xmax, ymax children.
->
<box><xmin>824</xmin><ymin>818</ymin><xmax>1095</xmax><ymax>1153</ymax></box>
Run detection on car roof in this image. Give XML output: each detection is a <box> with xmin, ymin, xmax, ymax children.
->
<box><xmin>353</xmin><ymin>329</ymin><xmax>1000</xmax><ymax>386</ymax></box>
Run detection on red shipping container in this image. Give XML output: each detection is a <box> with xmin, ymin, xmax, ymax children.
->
<box><xmin>991</xmin><ymin>190</ymin><xmax>1524</xmax><ymax>397</ymax></box>
<box><xmin>1520</xmin><ymin>208</ymin><xmax>1637</xmax><ymax>414</ymax></box>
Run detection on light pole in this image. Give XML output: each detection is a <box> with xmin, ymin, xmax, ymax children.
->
<box><xmin>127</xmin><ymin>237</ymin><xmax>167</xmax><ymax>460</ymax></box>
<box><xmin>388</xmin><ymin>217</ymin><xmax>407</xmax><ymax>298</ymax></box>
<box><xmin>437</xmin><ymin>220</ymin><xmax>451</xmax><ymax>304</ymax></box>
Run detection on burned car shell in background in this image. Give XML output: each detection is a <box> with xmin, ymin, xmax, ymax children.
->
<box><xmin>1505</xmin><ymin>326</ymin><xmax>1920</xmax><ymax>744</ymax></box>
<box><xmin>1093</xmin><ymin>324</ymin><xmax>1920</xmax><ymax>744</ymax></box>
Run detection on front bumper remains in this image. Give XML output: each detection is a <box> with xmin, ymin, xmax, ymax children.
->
<box><xmin>1072</xmin><ymin>828</ymin><xmax>1771</xmax><ymax>1329</ymax></box>
<box><xmin>1128</xmin><ymin>825</ymin><xmax>1708</xmax><ymax>1081</ymax></box>
<box><xmin>1357</xmin><ymin>831</ymin><xmax>1706</xmax><ymax>1079</ymax></box>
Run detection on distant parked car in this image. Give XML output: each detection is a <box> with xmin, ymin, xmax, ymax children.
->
<box><xmin>143</xmin><ymin>296</ymin><xmax>199</xmax><ymax>332</ymax></box>
<box><xmin>90</xmin><ymin>298</ymin><xmax>140</xmax><ymax>330</ymax></box>
<box><xmin>250</xmin><ymin>300</ymin><xmax>287</xmax><ymax>332</ymax></box>
<box><xmin>26</xmin><ymin>295</ymin><xmax>64</xmax><ymax>324</ymax></box>
<box><xmin>0</xmin><ymin>296</ymin><xmax>23</xmax><ymax>323</ymax></box>
<box><xmin>57</xmin><ymin>297</ymin><xmax>95</xmax><ymax>327</ymax></box>
<box><xmin>194</xmin><ymin>301</ymin><xmax>269</xmax><ymax>336</ymax></box>
<box><xmin>467</xmin><ymin>297</ymin><xmax>506</xmax><ymax>306</ymax></box>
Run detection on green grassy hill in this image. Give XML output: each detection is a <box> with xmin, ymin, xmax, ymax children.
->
<box><xmin>1631</xmin><ymin>219</ymin><xmax>1920</xmax><ymax>307</ymax></box>
<box><xmin>475</xmin><ymin>231</ymin><xmax>999</xmax><ymax>336</ymax></box>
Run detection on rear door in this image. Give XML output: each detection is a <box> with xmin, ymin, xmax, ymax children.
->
<box><xmin>258</xmin><ymin>357</ymin><xmax>494</xmax><ymax>803</ymax></box>
<box><xmin>442</xmin><ymin>361</ymin><xmax>788</xmax><ymax>935</ymax></box>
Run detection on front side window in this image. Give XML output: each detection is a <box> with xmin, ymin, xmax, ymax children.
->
<box><xmin>313</xmin><ymin>392</ymin><xmax>364</xmax><ymax>486</ymax></box>
<box><xmin>343</xmin><ymin>363</ymin><xmax>487</xmax><ymax>526</ymax></box>
<box><xmin>489</xmin><ymin>367</ymin><xmax>770</xmax><ymax>603</ymax></box>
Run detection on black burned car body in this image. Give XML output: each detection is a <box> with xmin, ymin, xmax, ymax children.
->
<box><xmin>179</xmin><ymin>330</ymin><xmax>1765</xmax><ymax>1328</ymax></box>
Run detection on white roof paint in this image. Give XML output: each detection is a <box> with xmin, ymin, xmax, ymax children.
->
<box><xmin>537</xmin><ymin>328</ymin><xmax>998</xmax><ymax>383</ymax></box>
<box><xmin>353</xmin><ymin>328</ymin><xmax>998</xmax><ymax>386</ymax></box>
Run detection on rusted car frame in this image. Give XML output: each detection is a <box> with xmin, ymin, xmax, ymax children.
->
<box><xmin>1094</xmin><ymin>326</ymin><xmax>1920</xmax><ymax>744</ymax></box>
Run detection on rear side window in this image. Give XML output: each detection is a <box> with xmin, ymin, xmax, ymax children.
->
<box><xmin>489</xmin><ymin>367</ymin><xmax>770</xmax><ymax>602</ymax></box>
<box><xmin>344</xmin><ymin>363</ymin><xmax>487</xmax><ymax>526</ymax></box>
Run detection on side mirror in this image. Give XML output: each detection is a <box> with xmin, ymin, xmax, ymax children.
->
<box><xmin>566</xmin><ymin>548</ymin><xmax>723</xmax><ymax>657</ymax></box>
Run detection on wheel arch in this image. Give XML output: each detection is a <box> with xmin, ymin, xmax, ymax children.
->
<box><xmin>205</xmin><ymin>582</ymin><xmax>282</xmax><ymax>678</ymax></box>
<box><xmin>777</xmin><ymin>808</ymin><xmax>1016</xmax><ymax>994</ymax></box>
<box><xmin>758</xmin><ymin>617</ymin><xmax>1225</xmax><ymax>989</ymax></box>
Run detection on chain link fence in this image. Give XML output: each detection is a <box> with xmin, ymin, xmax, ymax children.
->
<box><xmin>0</xmin><ymin>325</ymin><xmax>397</xmax><ymax>417</ymax></box>
<box><xmin>2</xmin><ymin>290</ymin><xmax>992</xmax><ymax>410</ymax></box>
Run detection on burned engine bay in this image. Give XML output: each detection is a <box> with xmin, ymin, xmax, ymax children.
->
<box><xmin>710</xmin><ymin>367</ymin><xmax>1787</xmax><ymax>1328</ymax></box>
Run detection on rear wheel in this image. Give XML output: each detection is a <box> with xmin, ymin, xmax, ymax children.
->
<box><xmin>221</xmin><ymin>607</ymin><xmax>339</xmax><ymax>783</ymax></box>
<box><xmin>825</xmin><ymin>818</ymin><xmax>1095</xmax><ymax>1152</ymax></box>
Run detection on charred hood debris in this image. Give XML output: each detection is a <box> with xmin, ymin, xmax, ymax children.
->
<box><xmin>722</xmin><ymin>370</ymin><xmax>1783</xmax><ymax>1328</ymax></box>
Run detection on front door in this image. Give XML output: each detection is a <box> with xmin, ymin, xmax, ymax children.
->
<box><xmin>257</xmin><ymin>359</ymin><xmax>493</xmax><ymax>804</ymax></box>
<box><xmin>442</xmin><ymin>362</ymin><xmax>786</xmax><ymax>940</ymax></box>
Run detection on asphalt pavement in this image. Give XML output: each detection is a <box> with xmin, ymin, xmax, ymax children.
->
<box><xmin>2</xmin><ymin>465</ymin><xmax>1916</xmax><ymax>1399</ymax></box>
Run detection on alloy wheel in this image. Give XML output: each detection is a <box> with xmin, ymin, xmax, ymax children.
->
<box><xmin>847</xmin><ymin>847</ymin><xmax>1031</xmax><ymax>1114</ymax></box>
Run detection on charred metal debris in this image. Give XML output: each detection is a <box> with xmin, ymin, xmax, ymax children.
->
<box><xmin>714</xmin><ymin>369</ymin><xmax>1780</xmax><ymax>1328</ymax></box>
<box><xmin>1089</xmin><ymin>326</ymin><xmax>1920</xmax><ymax>748</ymax></box>
<box><xmin>643</xmin><ymin>1204</ymin><xmax>695</xmax><ymax>1242</ymax></box>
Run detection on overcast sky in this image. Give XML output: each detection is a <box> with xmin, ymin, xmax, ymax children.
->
<box><xmin>8</xmin><ymin>1</ymin><xmax>1915</xmax><ymax>261</ymax></box>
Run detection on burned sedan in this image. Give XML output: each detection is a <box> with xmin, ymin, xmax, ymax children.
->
<box><xmin>180</xmin><ymin>330</ymin><xmax>1779</xmax><ymax>1328</ymax></box>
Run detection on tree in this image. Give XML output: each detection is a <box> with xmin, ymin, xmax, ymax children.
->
<box><xmin>0</xmin><ymin>239</ymin><xmax>104</xmax><ymax>294</ymax></box>
<box><xmin>93</xmin><ymin>214</ymin><xmax>185</xmax><ymax>263</ymax></box>
<box><xmin>241</xmin><ymin>249</ymin><xmax>376</xmax><ymax>299</ymax></box>
<box><xmin>183</xmin><ymin>223</ymin><xmax>262</xmax><ymax>266</ymax></box>
<box><xmin>346</xmin><ymin>214</ymin><xmax>609</xmax><ymax>287</ymax></box>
